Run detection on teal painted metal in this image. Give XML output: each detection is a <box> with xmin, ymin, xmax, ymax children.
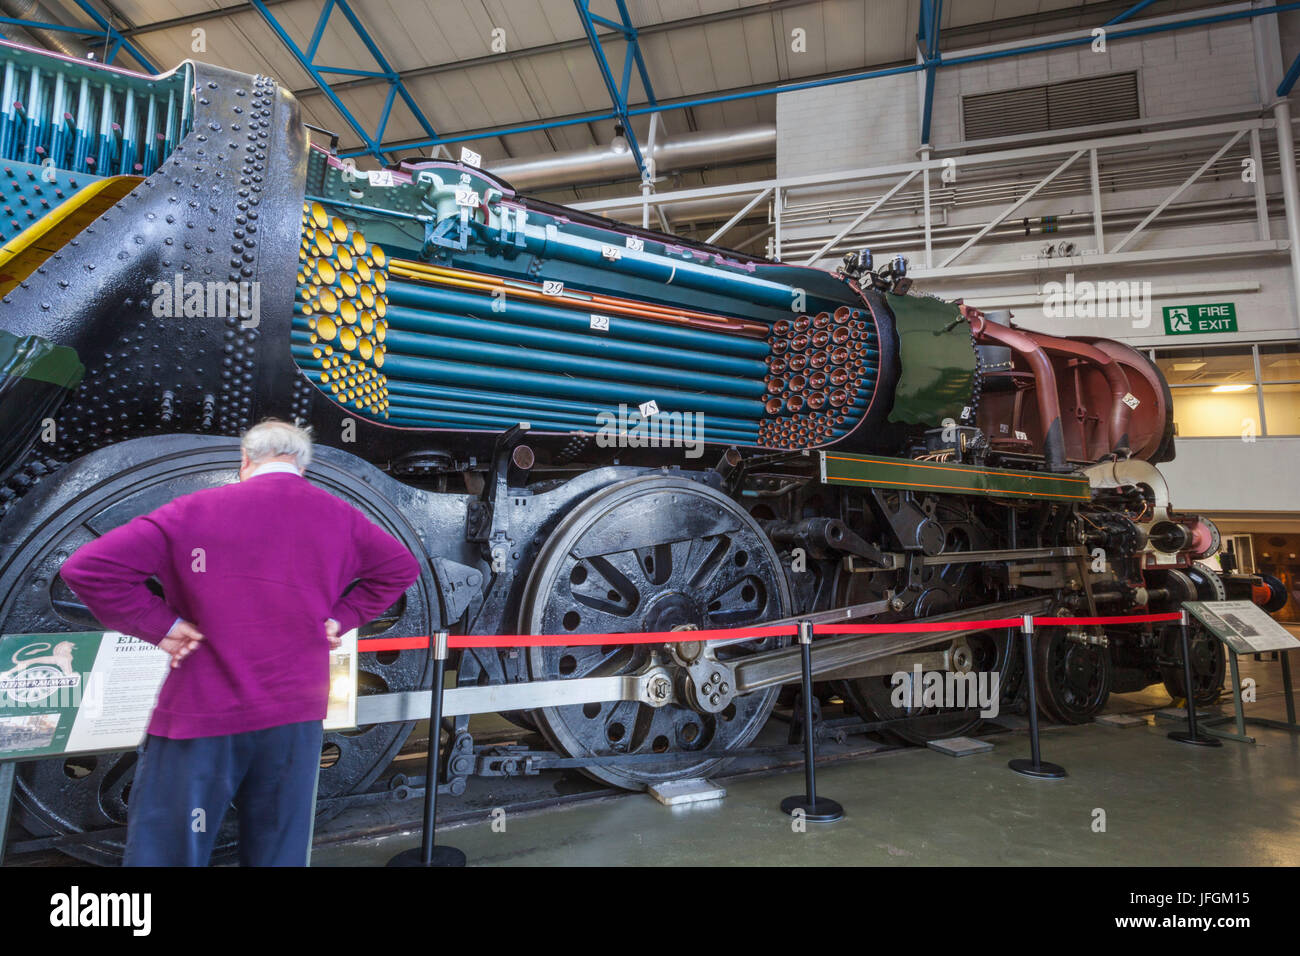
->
<box><xmin>384</xmin><ymin>281</ymin><xmax>771</xmax><ymax>359</ymax></box>
<box><xmin>381</xmin><ymin>379</ymin><xmax>764</xmax><ymax>435</ymax></box>
<box><xmin>0</xmin><ymin>44</ymin><xmax>190</xmax><ymax>175</ymax></box>
<box><xmin>495</xmin><ymin>219</ymin><xmax>803</xmax><ymax>310</ymax></box>
<box><xmin>0</xmin><ymin>158</ymin><xmax>101</xmax><ymax>248</ymax></box>
<box><xmin>378</xmin><ymin>351</ymin><xmax>766</xmax><ymax>421</ymax></box>
<box><xmin>380</xmin><ymin>304</ymin><xmax>767</xmax><ymax>379</ymax></box>
<box><xmin>372</xmin><ymin>328</ymin><xmax>764</xmax><ymax>398</ymax></box>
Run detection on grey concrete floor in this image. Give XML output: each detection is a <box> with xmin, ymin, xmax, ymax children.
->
<box><xmin>311</xmin><ymin>657</ymin><xmax>1300</xmax><ymax>867</ymax></box>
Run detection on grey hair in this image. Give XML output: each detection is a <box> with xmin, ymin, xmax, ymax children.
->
<box><xmin>240</xmin><ymin>419</ymin><xmax>314</xmax><ymax>470</ymax></box>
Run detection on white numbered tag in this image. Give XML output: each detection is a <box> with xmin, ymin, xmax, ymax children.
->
<box><xmin>455</xmin><ymin>188</ymin><xmax>480</xmax><ymax>208</ymax></box>
<box><xmin>1014</xmin><ymin>430</ymin><xmax>1029</xmax><ymax>441</ymax></box>
<box><xmin>602</xmin><ymin>244</ymin><xmax>622</xmax><ymax>261</ymax></box>
<box><xmin>589</xmin><ymin>314</ymin><xmax>610</xmax><ymax>332</ymax></box>
<box><xmin>367</xmin><ymin>169</ymin><xmax>395</xmax><ymax>187</ymax></box>
<box><xmin>1122</xmin><ymin>392</ymin><xmax>1140</xmax><ymax>410</ymax></box>
<box><xmin>543</xmin><ymin>280</ymin><xmax>564</xmax><ymax>296</ymax></box>
<box><xmin>460</xmin><ymin>147</ymin><xmax>482</xmax><ymax>168</ymax></box>
<box><xmin>625</xmin><ymin>236</ymin><xmax>644</xmax><ymax>252</ymax></box>
<box><xmin>638</xmin><ymin>400</ymin><xmax>660</xmax><ymax>417</ymax></box>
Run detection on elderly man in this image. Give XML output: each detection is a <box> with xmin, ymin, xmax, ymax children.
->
<box><xmin>60</xmin><ymin>420</ymin><xmax>420</xmax><ymax>866</ymax></box>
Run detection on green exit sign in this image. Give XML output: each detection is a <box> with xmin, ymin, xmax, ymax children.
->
<box><xmin>1162</xmin><ymin>303</ymin><xmax>1238</xmax><ymax>335</ymax></box>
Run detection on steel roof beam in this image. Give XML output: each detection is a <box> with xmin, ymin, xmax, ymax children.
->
<box><xmin>918</xmin><ymin>0</ymin><xmax>943</xmax><ymax>146</ymax></box>
<box><xmin>248</xmin><ymin>0</ymin><xmax>439</xmax><ymax>164</ymax></box>
<box><xmin>572</xmin><ymin>0</ymin><xmax>657</xmax><ymax>180</ymax></box>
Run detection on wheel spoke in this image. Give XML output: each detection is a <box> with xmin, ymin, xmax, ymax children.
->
<box><xmin>523</xmin><ymin>477</ymin><xmax>791</xmax><ymax>789</ymax></box>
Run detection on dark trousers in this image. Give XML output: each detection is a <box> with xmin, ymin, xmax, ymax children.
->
<box><xmin>123</xmin><ymin>720</ymin><xmax>323</xmax><ymax>867</ymax></box>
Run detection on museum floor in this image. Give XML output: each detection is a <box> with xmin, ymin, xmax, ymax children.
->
<box><xmin>311</xmin><ymin>653</ymin><xmax>1300</xmax><ymax>867</ymax></box>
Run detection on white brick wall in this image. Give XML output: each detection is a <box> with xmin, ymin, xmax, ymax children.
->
<box><xmin>776</xmin><ymin>21</ymin><xmax>1261</xmax><ymax>176</ymax></box>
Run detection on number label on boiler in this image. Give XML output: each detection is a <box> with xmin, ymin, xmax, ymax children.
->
<box><xmin>543</xmin><ymin>280</ymin><xmax>564</xmax><ymax>296</ymax></box>
<box><xmin>590</xmin><ymin>314</ymin><xmax>610</xmax><ymax>332</ymax></box>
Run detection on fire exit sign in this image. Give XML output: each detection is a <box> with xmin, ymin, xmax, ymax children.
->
<box><xmin>1162</xmin><ymin>303</ymin><xmax>1238</xmax><ymax>335</ymax></box>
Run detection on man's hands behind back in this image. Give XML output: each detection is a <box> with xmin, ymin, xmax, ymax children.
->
<box><xmin>161</xmin><ymin>620</ymin><xmax>204</xmax><ymax>668</ymax></box>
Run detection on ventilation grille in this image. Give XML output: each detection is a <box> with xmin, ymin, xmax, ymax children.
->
<box><xmin>962</xmin><ymin>72</ymin><xmax>1140</xmax><ymax>141</ymax></box>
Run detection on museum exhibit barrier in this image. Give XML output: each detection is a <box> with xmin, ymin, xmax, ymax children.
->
<box><xmin>4</xmin><ymin>607</ymin><xmax>1277</xmax><ymax>866</ymax></box>
<box><xmin>353</xmin><ymin>610</ymin><xmax>1186</xmax><ymax>864</ymax></box>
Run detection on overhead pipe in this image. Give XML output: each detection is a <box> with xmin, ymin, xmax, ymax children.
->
<box><xmin>487</xmin><ymin>124</ymin><xmax>775</xmax><ymax>192</ymax></box>
<box><xmin>0</xmin><ymin>0</ymin><xmax>88</xmax><ymax>59</ymax></box>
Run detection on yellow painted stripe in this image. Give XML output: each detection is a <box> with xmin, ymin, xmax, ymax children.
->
<box><xmin>0</xmin><ymin>176</ymin><xmax>142</xmax><ymax>297</ymax></box>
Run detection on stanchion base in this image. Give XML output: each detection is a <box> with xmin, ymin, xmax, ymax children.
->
<box><xmin>1168</xmin><ymin>730</ymin><xmax>1222</xmax><ymax>748</ymax></box>
<box><xmin>780</xmin><ymin>795</ymin><xmax>844</xmax><ymax>822</ymax></box>
<box><xmin>386</xmin><ymin>845</ymin><xmax>467</xmax><ymax>867</ymax></box>
<box><xmin>1008</xmin><ymin>758</ymin><xmax>1067</xmax><ymax>779</ymax></box>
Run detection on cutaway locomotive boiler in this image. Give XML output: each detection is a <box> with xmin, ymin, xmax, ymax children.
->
<box><xmin>0</xmin><ymin>41</ymin><xmax>1285</xmax><ymax>861</ymax></box>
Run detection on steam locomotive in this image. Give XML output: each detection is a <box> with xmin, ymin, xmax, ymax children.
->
<box><xmin>0</xmin><ymin>42</ymin><xmax>1285</xmax><ymax>862</ymax></box>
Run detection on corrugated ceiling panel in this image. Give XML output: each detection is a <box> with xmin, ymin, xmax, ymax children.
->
<box><xmin>91</xmin><ymin>0</ymin><xmax>218</xmax><ymax>24</ymax></box>
<box><xmin>775</xmin><ymin>6</ymin><xmax>827</xmax><ymax>77</ymax></box>
<box><xmin>822</xmin><ymin>1</ymin><xmax>869</xmax><ymax>74</ymax></box>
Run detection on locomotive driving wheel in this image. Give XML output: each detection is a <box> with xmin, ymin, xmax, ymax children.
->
<box><xmin>0</xmin><ymin>436</ymin><xmax>438</xmax><ymax>864</ymax></box>
<box><xmin>519</xmin><ymin>475</ymin><xmax>792</xmax><ymax>790</ymax></box>
<box><xmin>836</xmin><ymin>506</ymin><xmax>1012</xmax><ymax>745</ymax></box>
<box><xmin>1158</xmin><ymin>565</ymin><xmax>1226</xmax><ymax>705</ymax></box>
<box><xmin>1033</xmin><ymin>623</ymin><xmax>1112</xmax><ymax>724</ymax></box>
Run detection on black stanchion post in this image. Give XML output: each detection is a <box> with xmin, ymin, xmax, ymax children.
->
<box><xmin>1009</xmin><ymin>614</ymin><xmax>1067</xmax><ymax>778</ymax></box>
<box><xmin>780</xmin><ymin>620</ymin><xmax>844</xmax><ymax>823</ymax></box>
<box><xmin>389</xmin><ymin>631</ymin><xmax>467</xmax><ymax>866</ymax></box>
<box><xmin>1169</xmin><ymin>610</ymin><xmax>1222</xmax><ymax>748</ymax></box>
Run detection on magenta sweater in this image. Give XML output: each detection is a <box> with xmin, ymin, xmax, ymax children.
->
<box><xmin>59</xmin><ymin>471</ymin><xmax>420</xmax><ymax>739</ymax></box>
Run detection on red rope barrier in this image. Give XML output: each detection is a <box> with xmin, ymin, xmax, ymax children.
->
<box><xmin>355</xmin><ymin>611</ymin><xmax>1183</xmax><ymax>653</ymax></box>
<box><xmin>814</xmin><ymin>618</ymin><xmax>1023</xmax><ymax>635</ymax></box>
